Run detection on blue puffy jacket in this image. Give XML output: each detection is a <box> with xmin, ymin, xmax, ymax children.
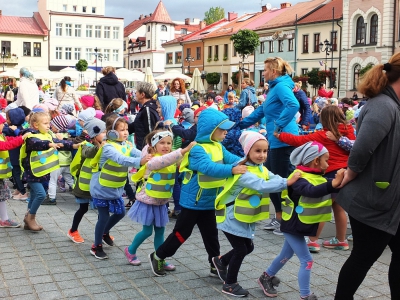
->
<box><xmin>179</xmin><ymin>109</ymin><xmax>241</xmax><ymax>210</ymax></box>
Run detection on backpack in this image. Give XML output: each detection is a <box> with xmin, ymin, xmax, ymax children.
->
<box><xmin>5</xmin><ymin>87</ymin><xmax>14</xmax><ymax>102</ymax></box>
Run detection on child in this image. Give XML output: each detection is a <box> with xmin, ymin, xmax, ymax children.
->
<box><xmin>0</xmin><ymin>115</ymin><xmax>31</xmax><ymax>227</ymax></box>
<box><xmin>68</xmin><ymin>118</ymin><xmax>106</xmax><ymax>243</ymax></box>
<box><xmin>125</xmin><ymin>130</ymin><xmax>195</xmax><ymax>268</ymax></box>
<box><xmin>20</xmin><ymin>112</ymin><xmax>79</xmax><ymax>231</ymax></box>
<box><xmin>223</xmin><ymin>92</ymin><xmax>235</xmax><ymax>110</ymax></box>
<box><xmin>148</xmin><ymin>108</ymin><xmax>247</xmax><ymax>277</ymax></box>
<box><xmin>89</xmin><ymin>115</ymin><xmax>150</xmax><ymax>259</ymax></box>
<box><xmin>80</xmin><ymin>94</ymin><xmax>104</xmax><ymax>120</ymax></box>
<box><xmin>258</xmin><ymin>141</ymin><xmax>344</xmax><ymax>300</ymax></box>
<box><xmin>213</xmin><ymin>131</ymin><xmax>300</xmax><ymax>297</ymax></box>
<box><xmin>215</xmin><ymin>95</ymin><xmax>224</xmax><ymax>111</ymax></box>
<box><xmin>104</xmin><ymin>98</ymin><xmax>127</xmax><ymax>118</ymax></box>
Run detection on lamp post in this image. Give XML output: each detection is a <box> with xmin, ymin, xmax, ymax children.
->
<box><xmin>185</xmin><ymin>55</ymin><xmax>194</xmax><ymax>74</ymax></box>
<box><xmin>319</xmin><ymin>39</ymin><xmax>332</xmax><ymax>86</ymax></box>
<box><xmin>94</xmin><ymin>47</ymin><xmax>99</xmax><ymax>85</ymax></box>
<box><xmin>1</xmin><ymin>47</ymin><xmax>5</xmax><ymax>72</ymax></box>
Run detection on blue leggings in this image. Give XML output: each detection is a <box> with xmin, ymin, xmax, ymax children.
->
<box><xmin>267</xmin><ymin>232</ymin><xmax>313</xmax><ymax>297</ymax></box>
<box><xmin>94</xmin><ymin>206</ymin><xmax>125</xmax><ymax>246</ymax></box>
<box><xmin>128</xmin><ymin>225</ymin><xmax>165</xmax><ymax>254</ymax></box>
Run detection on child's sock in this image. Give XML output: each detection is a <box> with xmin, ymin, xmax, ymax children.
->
<box><xmin>0</xmin><ymin>202</ymin><xmax>9</xmax><ymax>220</ymax></box>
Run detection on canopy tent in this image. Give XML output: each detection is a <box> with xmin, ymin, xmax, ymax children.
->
<box><xmin>189</xmin><ymin>68</ymin><xmax>205</xmax><ymax>94</ymax></box>
<box><xmin>115</xmin><ymin>68</ymin><xmax>144</xmax><ymax>82</ymax></box>
<box><xmin>154</xmin><ymin>69</ymin><xmax>192</xmax><ymax>82</ymax></box>
<box><xmin>144</xmin><ymin>67</ymin><xmax>157</xmax><ymax>90</ymax></box>
<box><xmin>0</xmin><ymin>65</ymin><xmax>23</xmax><ymax>78</ymax></box>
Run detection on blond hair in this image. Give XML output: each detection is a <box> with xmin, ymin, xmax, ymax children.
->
<box><xmin>227</xmin><ymin>92</ymin><xmax>235</xmax><ymax>98</ymax></box>
<box><xmin>264</xmin><ymin>57</ymin><xmax>293</xmax><ymax>75</ymax></box>
<box><xmin>29</xmin><ymin>112</ymin><xmax>50</xmax><ymax>129</ymax></box>
<box><xmin>242</xmin><ymin>78</ymin><xmax>255</xmax><ymax>86</ymax></box>
<box><xmin>105</xmin><ymin>98</ymin><xmax>124</xmax><ymax>114</ymax></box>
<box><xmin>101</xmin><ymin>66</ymin><xmax>116</xmax><ymax>76</ymax></box>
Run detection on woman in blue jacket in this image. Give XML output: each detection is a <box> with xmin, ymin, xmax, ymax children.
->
<box><xmin>239</xmin><ymin>57</ymin><xmax>299</xmax><ymax>235</ymax></box>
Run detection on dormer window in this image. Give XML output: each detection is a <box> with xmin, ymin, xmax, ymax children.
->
<box><xmin>181</xmin><ymin>28</ymin><xmax>187</xmax><ymax>34</ymax></box>
<box><xmin>161</xmin><ymin>25</ymin><xmax>167</xmax><ymax>32</ymax></box>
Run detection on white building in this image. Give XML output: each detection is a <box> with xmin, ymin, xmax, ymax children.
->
<box><xmin>38</xmin><ymin>0</ymin><xmax>124</xmax><ymax>71</ymax></box>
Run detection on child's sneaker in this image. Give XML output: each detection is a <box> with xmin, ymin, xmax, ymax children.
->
<box><xmin>322</xmin><ymin>237</ymin><xmax>349</xmax><ymax>250</ymax></box>
<box><xmin>347</xmin><ymin>234</ymin><xmax>353</xmax><ymax>241</ymax></box>
<box><xmin>164</xmin><ymin>262</ymin><xmax>176</xmax><ymax>271</ymax></box>
<box><xmin>212</xmin><ymin>256</ymin><xmax>227</xmax><ymax>282</ymax></box>
<box><xmin>90</xmin><ymin>244</ymin><xmax>108</xmax><ymax>259</ymax></box>
<box><xmin>124</xmin><ymin>247</ymin><xmax>141</xmax><ymax>265</ymax></box>
<box><xmin>257</xmin><ymin>272</ymin><xmax>280</xmax><ymax>297</ymax></box>
<box><xmin>301</xmin><ymin>293</ymin><xmax>318</xmax><ymax>300</ymax></box>
<box><xmin>13</xmin><ymin>193</ymin><xmax>28</xmax><ymax>200</ymax></box>
<box><xmin>12</xmin><ymin>190</ymin><xmax>20</xmax><ymax>196</ymax></box>
<box><xmin>42</xmin><ymin>198</ymin><xmax>56</xmax><ymax>205</ymax></box>
<box><xmin>67</xmin><ymin>229</ymin><xmax>84</xmax><ymax>243</ymax></box>
<box><xmin>305</xmin><ymin>237</ymin><xmax>320</xmax><ymax>253</ymax></box>
<box><xmin>0</xmin><ymin>219</ymin><xmax>21</xmax><ymax>228</ymax></box>
<box><xmin>102</xmin><ymin>233</ymin><xmax>114</xmax><ymax>246</ymax></box>
<box><xmin>222</xmin><ymin>282</ymin><xmax>249</xmax><ymax>297</ymax></box>
<box><xmin>264</xmin><ymin>218</ymin><xmax>281</xmax><ymax>230</ymax></box>
<box><xmin>148</xmin><ymin>252</ymin><xmax>166</xmax><ymax>276</ymax></box>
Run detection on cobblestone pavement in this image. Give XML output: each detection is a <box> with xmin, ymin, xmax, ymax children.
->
<box><xmin>0</xmin><ymin>191</ymin><xmax>391</xmax><ymax>300</ymax></box>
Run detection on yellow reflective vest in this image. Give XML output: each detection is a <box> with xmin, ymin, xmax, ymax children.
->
<box><xmin>215</xmin><ymin>165</ymin><xmax>270</xmax><ymax>223</ymax></box>
<box><xmin>281</xmin><ymin>170</ymin><xmax>332</xmax><ymax>224</ymax></box>
<box><xmin>131</xmin><ymin>154</ymin><xmax>176</xmax><ymax>198</ymax></box>
<box><xmin>180</xmin><ymin>142</ymin><xmax>225</xmax><ymax>189</ymax></box>
<box><xmin>0</xmin><ymin>135</ymin><xmax>12</xmax><ymax>179</ymax></box>
<box><xmin>70</xmin><ymin>142</ymin><xmax>94</xmax><ymax>191</ymax></box>
<box><xmin>91</xmin><ymin>141</ymin><xmax>130</xmax><ymax>188</ymax></box>
<box><xmin>20</xmin><ymin>133</ymin><xmax>60</xmax><ymax>177</ymax></box>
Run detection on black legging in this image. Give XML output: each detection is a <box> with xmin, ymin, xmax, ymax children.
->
<box><xmin>71</xmin><ymin>203</ymin><xmax>89</xmax><ymax>232</ymax></box>
<box><xmin>220</xmin><ymin>231</ymin><xmax>254</xmax><ymax>284</ymax></box>
<box><xmin>335</xmin><ymin>216</ymin><xmax>400</xmax><ymax>299</ymax></box>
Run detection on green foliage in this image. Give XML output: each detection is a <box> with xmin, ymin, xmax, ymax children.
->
<box><xmin>75</xmin><ymin>59</ymin><xmax>88</xmax><ymax>72</ymax></box>
<box><xmin>306</xmin><ymin>69</ymin><xmax>322</xmax><ymax>88</ymax></box>
<box><xmin>230</xmin><ymin>29</ymin><xmax>260</xmax><ymax>58</ymax></box>
<box><xmin>206</xmin><ymin>72</ymin><xmax>221</xmax><ymax>85</ymax></box>
<box><xmin>77</xmin><ymin>84</ymin><xmax>88</xmax><ymax>91</ymax></box>
<box><xmin>204</xmin><ymin>7</ymin><xmax>225</xmax><ymax>25</ymax></box>
<box><xmin>359</xmin><ymin>64</ymin><xmax>374</xmax><ymax>77</ymax></box>
<box><xmin>231</xmin><ymin>71</ymin><xmax>249</xmax><ymax>85</ymax></box>
<box><xmin>42</xmin><ymin>84</ymin><xmax>51</xmax><ymax>92</ymax></box>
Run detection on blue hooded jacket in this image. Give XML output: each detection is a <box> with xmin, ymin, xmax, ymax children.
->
<box><xmin>179</xmin><ymin>109</ymin><xmax>242</xmax><ymax>210</ymax></box>
<box><xmin>239</xmin><ymin>74</ymin><xmax>299</xmax><ymax>149</ymax></box>
<box><xmin>158</xmin><ymin>96</ymin><xmax>177</xmax><ymax>125</ymax></box>
<box><xmin>3</xmin><ymin>108</ymin><xmax>26</xmax><ymax>166</ymax></box>
<box><xmin>237</xmin><ymin>86</ymin><xmax>257</xmax><ymax>109</ymax></box>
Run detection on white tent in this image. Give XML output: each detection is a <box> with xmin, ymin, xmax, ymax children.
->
<box><xmin>154</xmin><ymin>70</ymin><xmax>192</xmax><ymax>82</ymax></box>
<box><xmin>144</xmin><ymin>67</ymin><xmax>157</xmax><ymax>90</ymax></box>
<box><xmin>189</xmin><ymin>68</ymin><xmax>205</xmax><ymax>94</ymax></box>
<box><xmin>115</xmin><ymin>68</ymin><xmax>144</xmax><ymax>82</ymax></box>
<box><xmin>0</xmin><ymin>65</ymin><xmax>23</xmax><ymax>78</ymax></box>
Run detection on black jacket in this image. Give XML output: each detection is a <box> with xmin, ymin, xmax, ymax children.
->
<box><xmin>294</xmin><ymin>90</ymin><xmax>311</xmax><ymax>126</ymax></box>
<box><xmin>128</xmin><ymin>99</ymin><xmax>159</xmax><ymax>150</ymax></box>
<box><xmin>95</xmin><ymin>72</ymin><xmax>126</xmax><ymax>108</ymax></box>
<box><xmin>171</xmin><ymin>123</ymin><xmax>197</xmax><ymax>148</ymax></box>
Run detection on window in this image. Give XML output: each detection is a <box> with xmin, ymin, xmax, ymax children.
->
<box><xmin>73</xmin><ymin>5</ymin><xmax>77</xmax><ymax>12</ymax></box>
<box><xmin>113</xmin><ymin>27</ymin><xmax>119</xmax><ymax>39</ymax></box>
<box><xmin>113</xmin><ymin>49</ymin><xmax>119</xmax><ymax>61</ymax></box>
<box><xmin>92</xmin><ymin>7</ymin><xmax>96</xmax><ymax>13</ymax></box>
<box><xmin>103</xmin><ymin>49</ymin><xmax>110</xmax><ymax>61</ymax></box>
<box><xmin>356</xmin><ymin>16</ymin><xmax>365</xmax><ymax>44</ymax></box>
<box><xmin>214</xmin><ymin>45</ymin><xmax>219</xmax><ymax>59</ymax></box>
<box><xmin>82</xmin><ymin>6</ymin><xmax>86</xmax><ymax>13</ymax></box>
<box><xmin>301</xmin><ymin>68</ymin><xmax>308</xmax><ymax>75</ymax></box>
<box><xmin>161</xmin><ymin>25</ymin><xmax>167</xmax><ymax>32</ymax></box>
<box><xmin>288</xmin><ymin>38</ymin><xmax>294</xmax><ymax>51</ymax></box>
<box><xmin>331</xmin><ymin>31</ymin><xmax>338</xmax><ymax>51</ymax></box>
<box><xmin>224</xmin><ymin>44</ymin><xmax>228</xmax><ymax>58</ymax></box>
<box><xmin>147</xmin><ymin>40</ymin><xmax>150</xmax><ymax>49</ymax></box>
<box><xmin>56</xmin><ymin>47</ymin><xmax>62</xmax><ymax>60</ymax></box>
<box><xmin>33</xmin><ymin>42</ymin><xmax>41</xmax><ymax>57</ymax></box>
<box><xmin>1</xmin><ymin>41</ymin><xmax>10</xmax><ymax>57</ymax></box>
<box><xmin>147</xmin><ymin>26</ymin><xmax>150</xmax><ymax>32</ymax></box>
<box><xmin>233</xmin><ymin>47</ymin><xmax>237</xmax><ymax>57</ymax></box>
<box><xmin>186</xmin><ymin>48</ymin><xmax>191</xmax><ymax>58</ymax></box>
<box><xmin>278</xmin><ymin>40</ymin><xmax>284</xmax><ymax>52</ymax></box>
<box><xmin>138</xmin><ymin>60</ymin><xmax>141</xmax><ymax>68</ymax></box>
<box><xmin>181</xmin><ymin>28</ymin><xmax>187</xmax><ymax>34</ymax></box>
<box><xmin>74</xmin><ymin>48</ymin><xmax>81</xmax><ymax>60</ymax></box>
<box><xmin>147</xmin><ymin>59</ymin><xmax>150</xmax><ymax>68</ymax></box>
<box><xmin>63</xmin><ymin>4</ymin><xmax>67</xmax><ymax>11</ymax></box>
<box><xmin>302</xmin><ymin>35</ymin><xmax>309</xmax><ymax>53</ymax></box>
<box><xmin>260</xmin><ymin>42</ymin><xmax>265</xmax><ymax>54</ymax></box>
<box><xmin>86</xmin><ymin>25</ymin><xmax>92</xmax><ymax>38</ymax></box>
<box><xmin>23</xmin><ymin>42</ymin><xmax>31</xmax><ymax>56</ymax></box>
<box><xmin>143</xmin><ymin>59</ymin><xmax>146</xmax><ymax>68</ymax></box>
<box><xmin>56</xmin><ymin>23</ymin><xmax>62</xmax><ymax>36</ymax></box>
<box><xmin>86</xmin><ymin>48</ymin><xmax>92</xmax><ymax>61</ymax></box>
<box><xmin>269</xmin><ymin>41</ymin><xmax>274</xmax><ymax>53</ymax></box>
<box><xmin>95</xmin><ymin>26</ymin><xmax>101</xmax><ymax>38</ymax></box>
<box><xmin>330</xmin><ymin>68</ymin><xmax>337</xmax><ymax>87</ymax></box>
<box><xmin>175</xmin><ymin>51</ymin><xmax>182</xmax><ymax>63</ymax></box>
<box><xmin>208</xmin><ymin>46</ymin><xmax>212</xmax><ymax>59</ymax></box>
<box><xmin>75</xmin><ymin>24</ymin><xmax>81</xmax><ymax>37</ymax></box>
<box><xmin>123</xmin><ymin>41</ymin><xmax>126</xmax><ymax>51</ymax></box>
<box><xmin>196</xmin><ymin>47</ymin><xmax>201</xmax><ymax>60</ymax></box>
<box><xmin>65</xmin><ymin>24</ymin><xmax>72</xmax><ymax>37</ymax></box>
<box><xmin>130</xmin><ymin>60</ymin><xmax>133</xmax><ymax>69</ymax></box>
<box><xmin>314</xmin><ymin>33</ymin><xmax>320</xmax><ymax>52</ymax></box>
<box><xmin>353</xmin><ymin>64</ymin><xmax>361</xmax><ymax>89</ymax></box>
<box><xmin>104</xmin><ymin>26</ymin><xmax>110</xmax><ymax>38</ymax></box>
<box><xmin>65</xmin><ymin>47</ymin><xmax>71</xmax><ymax>60</ymax></box>
<box><xmin>370</xmin><ymin>14</ymin><xmax>378</xmax><ymax>44</ymax></box>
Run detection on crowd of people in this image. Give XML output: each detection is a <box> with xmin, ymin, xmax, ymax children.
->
<box><xmin>0</xmin><ymin>56</ymin><xmax>398</xmax><ymax>300</ymax></box>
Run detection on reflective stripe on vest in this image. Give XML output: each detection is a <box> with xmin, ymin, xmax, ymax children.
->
<box><xmin>30</xmin><ymin>133</ymin><xmax>60</xmax><ymax>177</ymax></box>
<box><xmin>78</xmin><ymin>163</ymin><xmax>93</xmax><ymax>191</ymax></box>
<box><xmin>98</xmin><ymin>142</ymin><xmax>130</xmax><ymax>188</ymax></box>
<box><xmin>70</xmin><ymin>141</ymin><xmax>91</xmax><ymax>178</ymax></box>
<box><xmin>0</xmin><ymin>135</ymin><xmax>12</xmax><ymax>179</ymax></box>
<box><xmin>145</xmin><ymin>159</ymin><xmax>176</xmax><ymax>198</ymax></box>
<box><xmin>197</xmin><ymin>144</ymin><xmax>225</xmax><ymax>188</ymax></box>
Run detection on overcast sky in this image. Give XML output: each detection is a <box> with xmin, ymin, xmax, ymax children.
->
<box><xmin>2</xmin><ymin>0</ymin><xmax>303</xmax><ymax>25</ymax></box>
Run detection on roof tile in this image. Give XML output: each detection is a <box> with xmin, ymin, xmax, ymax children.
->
<box><xmin>297</xmin><ymin>0</ymin><xmax>343</xmax><ymax>24</ymax></box>
<box><xmin>0</xmin><ymin>14</ymin><xmax>48</xmax><ymax>36</ymax></box>
<box><xmin>144</xmin><ymin>0</ymin><xmax>174</xmax><ymax>25</ymax></box>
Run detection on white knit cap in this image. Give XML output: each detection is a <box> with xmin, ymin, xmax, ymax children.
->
<box><xmin>290</xmin><ymin>141</ymin><xmax>328</xmax><ymax>166</ymax></box>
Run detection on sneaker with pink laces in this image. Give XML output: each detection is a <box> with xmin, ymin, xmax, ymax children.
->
<box><xmin>164</xmin><ymin>261</ymin><xmax>176</xmax><ymax>271</ymax></box>
<box><xmin>13</xmin><ymin>193</ymin><xmax>28</xmax><ymax>200</ymax></box>
<box><xmin>0</xmin><ymin>219</ymin><xmax>21</xmax><ymax>228</ymax></box>
<box><xmin>305</xmin><ymin>237</ymin><xmax>320</xmax><ymax>253</ymax></box>
<box><xmin>322</xmin><ymin>237</ymin><xmax>349</xmax><ymax>250</ymax></box>
<box><xmin>124</xmin><ymin>247</ymin><xmax>141</xmax><ymax>265</ymax></box>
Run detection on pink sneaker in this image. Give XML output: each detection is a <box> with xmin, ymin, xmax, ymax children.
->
<box><xmin>164</xmin><ymin>261</ymin><xmax>176</xmax><ymax>271</ymax></box>
<box><xmin>13</xmin><ymin>193</ymin><xmax>28</xmax><ymax>200</ymax></box>
<box><xmin>124</xmin><ymin>247</ymin><xmax>141</xmax><ymax>265</ymax></box>
<box><xmin>322</xmin><ymin>237</ymin><xmax>349</xmax><ymax>250</ymax></box>
<box><xmin>305</xmin><ymin>237</ymin><xmax>320</xmax><ymax>253</ymax></box>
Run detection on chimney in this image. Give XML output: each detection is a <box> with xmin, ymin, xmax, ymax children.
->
<box><xmin>185</xmin><ymin>18</ymin><xmax>190</xmax><ymax>25</ymax></box>
<box><xmin>139</xmin><ymin>14</ymin><xmax>144</xmax><ymax>20</ymax></box>
<box><xmin>0</xmin><ymin>10</ymin><xmax>2</xmax><ymax>16</ymax></box>
<box><xmin>228</xmin><ymin>12</ymin><xmax>238</xmax><ymax>21</ymax></box>
<box><xmin>200</xmin><ymin>20</ymin><xmax>206</xmax><ymax>29</ymax></box>
<box><xmin>145</xmin><ymin>15</ymin><xmax>149</xmax><ymax>18</ymax></box>
<box><xmin>280</xmin><ymin>2</ymin><xmax>291</xmax><ymax>9</ymax></box>
<box><xmin>262</xmin><ymin>5</ymin><xmax>267</xmax><ymax>12</ymax></box>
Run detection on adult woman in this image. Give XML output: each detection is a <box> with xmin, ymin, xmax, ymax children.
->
<box><xmin>317</xmin><ymin>83</ymin><xmax>334</xmax><ymax>98</ymax></box>
<box><xmin>238</xmin><ymin>57</ymin><xmax>299</xmax><ymax>235</ymax></box>
<box><xmin>170</xmin><ymin>78</ymin><xmax>191</xmax><ymax>105</ymax></box>
<box><xmin>155</xmin><ymin>82</ymin><xmax>170</xmax><ymax>98</ymax></box>
<box><xmin>335</xmin><ymin>54</ymin><xmax>400</xmax><ymax>299</ymax></box>
<box><xmin>223</xmin><ymin>84</ymin><xmax>236</xmax><ymax>104</ymax></box>
<box><xmin>237</xmin><ymin>78</ymin><xmax>257</xmax><ymax>110</ymax></box>
<box><xmin>5</xmin><ymin>78</ymin><xmax>18</xmax><ymax>103</ymax></box>
<box><xmin>14</xmin><ymin>68</ymin><xmax>38</xmax><ymax>110</ymax></box>
<box><xmin>95</xmin><ymin>66</ymin><xmax>126</xmax><ymax>108</ymax></box>
<box><xmin>54</xmin><ymin>76</ymin><xmax>82</xmax><ymax>115</ymax></box>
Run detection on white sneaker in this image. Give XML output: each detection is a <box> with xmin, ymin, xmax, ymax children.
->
<box><xmin>264</xmin><ymin>218</ymin><xmax>281</xmax><ymax>230</ymax></box>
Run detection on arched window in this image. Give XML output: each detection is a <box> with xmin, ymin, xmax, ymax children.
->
<box><xmin>356</xmin><ymin>17</ymin><xmax>365</xmax><ymax>44</ymax></box>
<box><xmin>370</xmin><ymin>14</ymin><xmax>378</xmax><ymax>44</ymax></box>
<box><xmin>353</xmin><ymin>64</ymin><xmax>361</xmax><ymax>90</ymax></box>
<box><xmin>161</xmin><ymin>25</ymin><xmax>167</xmax><ymax>32</ymax></box>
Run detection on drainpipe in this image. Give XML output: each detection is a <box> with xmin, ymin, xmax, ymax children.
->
<box><xmin>336</xmin><ymin>19</ymin><xmax>342</xmax><ymax>96</ymax></box>
<box><xmin>393</xmin><ymin>0</ymin><xmax>397</xmax><ymax>55</ymax></box>
<box><xmin>294</xmin><ymin>14</ymin><xmax>298</xmax><ymax>76</ymax></box>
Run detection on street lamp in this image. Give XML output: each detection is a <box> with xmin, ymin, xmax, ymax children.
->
<box><xmin>185</xmin><ymin>55</ymin><xmax>195</xmax><ymax>74</ymax></box>
<box><xmin>319</xmin><ymin>39</ymin><xmax>332</xmax><ymax>86</ymax></box>
<box><xmin>93</xmin><ymin>47</ymin><xmax>103</xmax><ymax>85</ymax></box>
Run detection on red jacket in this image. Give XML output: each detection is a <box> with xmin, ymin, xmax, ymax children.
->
<box><xmin>0</xmin><ymin>135</ymin><xmax>23</xmax><ymax>151</ymax></box>
<box><xmin>318</xmin><ymin>88</ymin><xmax>334</xmax><ymax>98</ymax></box>
<box><xmin>279</xmin><ymin>124</ymin><xmax>355</xmax><ymax>173</ymax></box>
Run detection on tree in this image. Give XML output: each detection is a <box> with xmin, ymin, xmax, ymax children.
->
<box><xmin>359</xmin><ymin>63</ymin><xmax>374</xmax><ymax>77</ymax></box>
<box><xmin>204</xmin><ymin>7</ymin><xmax>225</xmax><ymax>25</ymax></box>
<box><xmin>75</xmin><ymin>59</ymin><xmax>88</xmax><ymax>85</ymax></box>
<box><xmin>206</xmin><ymin>72</ymin><xmax>221</xmax><ymax>90</ymax></box>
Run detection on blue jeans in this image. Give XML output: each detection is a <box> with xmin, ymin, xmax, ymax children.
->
<box><xmin>94</xmin><ymin>206</ymin><xmax>125</xmax><ymax>246</ymax></box>
<box><xmin>28</xmin><ymin>182</ymin><xmax>46</xmax><ymax>214</ymax></box>
<box><xmin>267</xmin><ymin>233</ymin><xmax>313</xmax><ymax>297</ymax></box>
<box><xmin>266</xmin><ymin>146</ymin><xmax>295</xmax><ymax>213</ymax></box>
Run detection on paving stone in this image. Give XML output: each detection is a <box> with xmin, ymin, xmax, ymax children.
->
<box><xmin>33</xmin><ymin>282</ymin><xmax>59</xmax><ymax>293</ymax></box>
<box><xmin>9</xmin><ymin>285</ymin><xmax>34</xmax><ymax>296</ymax></box>
<box><xmin>37</xmin><ymin>290</ymin><xmax>63</xmax><ymax>300</ymax></box>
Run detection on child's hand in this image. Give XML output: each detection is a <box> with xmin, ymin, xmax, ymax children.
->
<box><xmin>326</xmin><ymin>131</ymin><xmax>338</xmax><ymax>142</ymax></box>
<box><xmin>259</xmin><ymin>129</ymin><xmax>266</xmax><ymax>134</ymax></box>
<box><xmin>163</xmin><ymin>120</ymin><xmax>172</xmax><ymax>126</ymax></box>
<box><xmin>273</xmin><ymin>131</ymin><xmax>280</xmax><ymax>139</ymax></box>
<box><xmin>55</xmin><ymin>133</ymin><xmax>64</xmax><ymax>140</ymax></box>
<box><xmin>72</xmin><ymin>143</ymin><xmax>82</xmax><ymax>150</ymax></box>
<box><xmin>232</xmin><ymin>165</ymin><xmax>247</xmax><ymax>175</ymax></box>
<box><xmin>140</xmin><ymin>154</ymin><xmax>152</xmax><ymax>166</ymax></box>
<box><xmin>49</xmin><ymin>143</ymin><xmax>64</xmax><ymax>150</ymax></box>
<box><xmin>181</xmin><ymin>141</ymin><xmax>197</xmax><ymax>155</ymax></box>
<box><xmin>9</xmin><ymin>125</ymin><xmax>17</xmax><ymax>131</ymax></box>
<box><xmin>287</xmin><ymin>171</ymin><xmax>301</xmax><ymax>186</ymax></box>
<box><xmin>332</xmin><ymin>168</ymin><xmax>345</xmax><ymax>188</ymax></box>
<box><xmin>22</xmin><ymin>132</ymin><xmax>32</xmax><ymax>139</ymax></box>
